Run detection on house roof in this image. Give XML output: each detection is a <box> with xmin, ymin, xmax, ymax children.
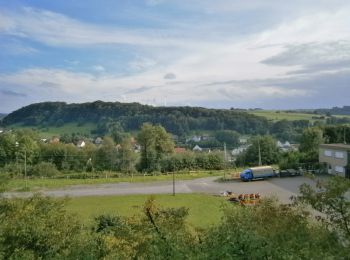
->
<box><xmin>174</xmin><ymin>147</ymin><xmax>186</xmax><ymax>153</ymax></box>
<box><xmin>319</xmin><ymin>143</ymin><xmax>350</xmax><ymax>151</ymax></box>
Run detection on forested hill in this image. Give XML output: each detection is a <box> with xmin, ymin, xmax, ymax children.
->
<box><xmin>2</xmin><ymin>101</ymin><xmax>270</xmax><ymax>135</ymax></box>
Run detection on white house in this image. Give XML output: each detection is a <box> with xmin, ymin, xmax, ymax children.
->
<box><xmin>77</xmin><ymin>140</ymin><xmax>86</xmax><ymax>148</ymax></box>
<box><xmin>193</xmin><ymin>145</ymin><xmax>203</xmax><ymax>152</ymax></box>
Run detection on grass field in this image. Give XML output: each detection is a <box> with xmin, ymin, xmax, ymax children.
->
<box><xmin>250</xmin><ymin>110</ymin><xmax>350</xmax><ymax>122</ymax></box>
<box><xmin>66</xmin><ymin>193</ymin><xmax>228</xmax><ymax>228</ymax></box>
<box><xmin>6</xmin><ymin>170</ymin><xmax>227</xmax><ymax>191</ymax></box>
<box><xmin>249</xmin><ymin>110</ymin><xmax>323</xmax><ymax>121</ymax></box>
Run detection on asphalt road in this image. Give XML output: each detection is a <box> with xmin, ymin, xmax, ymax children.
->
<box><xmin>5</xmin><ymin>176</ymin><xmax>317</xmax><ymax>203</ymax></box>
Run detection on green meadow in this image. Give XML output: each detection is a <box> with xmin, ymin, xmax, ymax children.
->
<box><xmin>66</xmin><ymin>193</ymin><xmax>228</xmax><ymax>228</ymax></box>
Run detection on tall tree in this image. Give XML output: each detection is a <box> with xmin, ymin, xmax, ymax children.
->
<box><xmin>237</xmin><ymin>135</ymin><xmax>280</xmax><ymax>166</ymax></box>
<box><xmin>137</xmin><ymin>123</ymin><xmax>174</xmax><ymax>172</ymax></box>
<box><xmin>299</xmin><ymin>127</ymin><xmax>324</xmax><ymax>164</ymax></box>
<box><xmin>118</xmin><ymin>137</ymin><xmax>137</xmax><ymax>174</ymax></box>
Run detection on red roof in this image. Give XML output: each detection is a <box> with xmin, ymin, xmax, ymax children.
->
<box><xmin>174</xmin><ymin>147</ymin><xmax>186</xmax><ymax>153</ymax></box>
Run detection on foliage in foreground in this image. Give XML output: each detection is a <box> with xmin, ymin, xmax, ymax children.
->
<box><xmin>0</xmin><ymin>190</ymin><xmax>348</xmax><ymax>259</ymax></box>
<box><xmin>296</xmin><ymin>176</ymin><xmax>350</xmax><ymax>242</ymax></box>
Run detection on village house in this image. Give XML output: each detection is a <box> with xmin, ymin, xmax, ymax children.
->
<box><xmin>94</xmin><ymin>137</ymin><xmax>103</xmax><ymax>145</ymax></box>
<box><xmin>193</xmin><ymin>145</ymin><xmax>202</xmax><ymax>152</ymax></box>
<box><xmin>50</xmin><ymin>136</ymin><xmax>60</xmax><ymax>144</ymax></box>
<box><xmin>319</xmin><ymin>143</ymin><xmax>350</xmax><ymax>178</ymax></box>
<box><xmin>77</xmin><ymin>140</ymin><xmax>86</xmax><ymax>148</ymax></box>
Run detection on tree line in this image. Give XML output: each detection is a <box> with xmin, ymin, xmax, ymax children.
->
<box><xmin>0</xmin><ymin>124</ymin><xmax>227</xmax><ymax>178</ymax></box>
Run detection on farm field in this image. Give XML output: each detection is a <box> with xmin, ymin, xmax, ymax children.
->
<box><xmin>66</xmin><ymin>193</ymin><xmax>228</xmax><ymax>228</ymax></box>
<box><xmin>249</xmin><ymin>110</ymin><xmax>324</xmax><ymax>121</ymax></box>
<box><xmin>249</xmin><ymin>110</ymin><xmax>350</xmax><ymax>122</ymax></box>
<box><xmin>6</xmin><ymin>170</ymin><xmax>227</xmax><ymax>191</ymax></box>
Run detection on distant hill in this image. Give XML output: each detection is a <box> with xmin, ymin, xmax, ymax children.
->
<box><xmin>2</xmin><ymin>101</ymin><xmax>270</xmax><ymax>136</ymax></box>
<box><xmin>0</xmin><ymin>113</ymin><xmax>7</xmax><ymax>119</ymax></box>
<box><xmin>314</xmin><ymin>106</ymin><xmax>350</xmax><ymax>116</ymax></box>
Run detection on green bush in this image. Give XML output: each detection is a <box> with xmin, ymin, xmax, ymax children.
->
<box><xmin>29</xmin><ymin>162</ymin><xmax>60</xmax><ymax>177</ymax></box>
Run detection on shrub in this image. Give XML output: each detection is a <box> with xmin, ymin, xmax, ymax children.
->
<box><xmin>29</xmin><ymin>162</ymin><xmax>60</xmax><ymax>177</ymax></box>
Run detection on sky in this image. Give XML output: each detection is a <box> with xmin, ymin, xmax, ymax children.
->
<box><xmin>0</xmin><ymin>0</ymin><xmax>350</xmax><ymax>113</ymax></box>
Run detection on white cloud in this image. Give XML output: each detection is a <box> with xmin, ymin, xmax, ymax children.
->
<box><xmin>0</xmin><ymin>7</ymin><xmax>199</xmax><ymax>48</ymax></box>
<box><xmin>1</xmin><ymin>2</ymin><xmax>350</xmax><ymax>110</ymax></box>
<box><xmin>92</xmin><ymin>65</ymin><xmax>105</xmax><ymax>72</ymax></box>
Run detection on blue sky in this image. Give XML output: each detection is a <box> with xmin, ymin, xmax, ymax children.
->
<box><xmin>0</xmin><ymin>0</ymin><xmax>350</xmax><ymax>113</ymax></box>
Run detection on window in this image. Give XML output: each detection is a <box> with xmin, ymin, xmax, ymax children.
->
<box><xmin>324</xmin><ymin>150</ymin><xmax>332</xmax><ymax>157</ymax></box>
<box><xmin>335</xmin><ymin>151</ymin><xmax>344</xmax><ymax>159</ymax></box>
<box><xmin>335</xmin><ymin>166</ymin><xmax>344</xmax><ymax>173</ymax></box>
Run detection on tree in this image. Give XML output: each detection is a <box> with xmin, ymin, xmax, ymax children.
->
<box><xmin>117</xmin><ymin>137</ymin><xmax>137</xmax><ymax>174</ymax></box>
<box><xmin>0</xmin><ymin>195</ymin><xmax>95</xmax><ymax>259</ymax></box>
<box><xmin>202</xmin><ymin>199</ymin><xmax>344</xmax><ymax>259</ymax></box>
<box><xmin>299</xmin><ymin>127</ymin><xmax>324</xmax><ymax>154</ymax></box>
<box><xmin>137</xmin><ymin>123</ymin><xmax>174</xmax><ymax>172</ymax></box>
<box><xmin>214</xmin><ymin>130</ymin><xmax>240</xmax><ymax>148</ymax></box>
<box><xmin>279</xmin><ymin>151</ymin><xmax>301</xmax><ymax>170</ymax></box>
<box><xmin>0</xmin><ymin>132</ymin><xmax>16</xmax><ymax>167</ymax></box>
<box><xmin>299</xmin><ymin>128</ymin><xmax>324</xmax><ymax>164</ymax></box>
<box><xmin>95</xmin><ymin>137</ymin><xmax>117</xmax><ymax>171</ymax></box>
<box><xmin>237</xmin><ymin>135</ymin><xmax>280</xmax><ymax>166</ymax></box>
<box><xmin>296</xmin><ymin>176</ymin><xmax>350</xmax><ymax>242</ymax></box>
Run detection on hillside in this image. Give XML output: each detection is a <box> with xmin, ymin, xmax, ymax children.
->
<box><xmin>2</xmin><ymin>101</ymin><xmax>270</xmax><ymax>136</ymax></box>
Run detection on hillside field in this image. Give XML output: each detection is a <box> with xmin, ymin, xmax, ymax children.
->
<box><xmin>247</xmin><ymin>110</ymin><xmax>350</xmax><ymax>122</ymax></box>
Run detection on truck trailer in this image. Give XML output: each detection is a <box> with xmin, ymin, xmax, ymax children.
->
<box><xmin>240</xmin><ymin>166</ymin><xmax>276</xmax><ymax>181</ymax></box>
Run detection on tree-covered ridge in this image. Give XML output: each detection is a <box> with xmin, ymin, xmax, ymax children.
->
<box><xmin>2</xmin><ymin>101</ymin><xmax>270</xmax><ymax>135</ymax></box>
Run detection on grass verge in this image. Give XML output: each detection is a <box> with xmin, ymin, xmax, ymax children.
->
<box><xmin>6</xmin><ymin>170</ymin><xmax>229</xmax><ymax>191</ymax></box>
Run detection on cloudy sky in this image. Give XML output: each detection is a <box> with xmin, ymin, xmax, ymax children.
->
<box><xmin>0</xmin><ymin>0</ymin><xmax>350</xmax><ymax>113</ymax></box>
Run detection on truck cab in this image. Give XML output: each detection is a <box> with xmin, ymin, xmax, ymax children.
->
<box><xmin>240</xmin><ymin>169</ymin><xmax>253</xmax><ymax>181</ymax></box>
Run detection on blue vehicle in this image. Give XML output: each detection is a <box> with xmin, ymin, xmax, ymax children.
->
<box><xmin>240</xmin><ymin>166</ymin><xmax>276</xmax><ymax>181</ymax></box>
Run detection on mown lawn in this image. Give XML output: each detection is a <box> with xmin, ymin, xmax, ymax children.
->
<box><xmin>66</xmin><ymin>193</ymin><xmax>228</xmax><ymax>228</ymax></box>
<box><xmin>6</xmin><ymin>170</ymin><xmax>227</xmax><ymax>191</ymax></box>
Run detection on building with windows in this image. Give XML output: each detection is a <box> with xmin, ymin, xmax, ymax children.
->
<box><xmin>319</xmin><ymin>144</ymin><xmax>350</xmax><ymax>178</ymax></box>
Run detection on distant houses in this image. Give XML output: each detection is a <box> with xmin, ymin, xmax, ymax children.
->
<box><xmin>277</xmin><ymin>140</ymin><xmax>297</xmax><ymax>152</ymax></box>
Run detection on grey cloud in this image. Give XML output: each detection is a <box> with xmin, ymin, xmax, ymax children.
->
<box><xmin>262</xmin><ymin>41</ymin><xmax>350</xmax><ymax>74</ymax></box>
<box><xmin>164</xmin><ymin>72</ymin><xmax>176</xmax><ymax>80</ymax></box>
<box><xmin>1</xmin><ymin>89</ymin><xmax>27</xmax><ymax>97</ymax></box>
<box><xmin>124</xmin><ymin>86</ymin><xmax>157</xmax><ymax>94</ymax></box>
<box><xmin>39</xmin><ymin>81</ymin><xmax>60</xmax><ymax>88</ymax></box>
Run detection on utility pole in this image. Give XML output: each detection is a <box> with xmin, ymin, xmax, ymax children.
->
<box><xmin>258</xmin><ymin>139</ymin><xmax>262</xmax><ymax>166</ymax></box>
<box><xmin>172</xmin><ymin>171</ymin><xmax>175</xmax><ymax>196</ymax></box>
<box><xmin>24</xmin><ymin>149</ymin><xmax>27</xmax><ymax>189</ymax></box>
<box><xmin>223</xmin><ymin>142</ymin><xmax>227</xmax><ymax>179</ymax></box>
